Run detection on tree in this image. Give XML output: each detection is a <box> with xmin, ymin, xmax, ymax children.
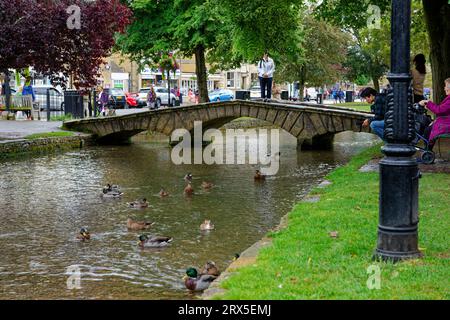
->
<box><xmin>422</xmin><ymin>0</ymin><xmax>450</xmax><ymax>102</ymax></box>
<box><xmin>117</xmin><ymin>0</ymin><xmax>303</xmax><ymax>103</ymax></box>
<box><xmin>0</xmin><ymin>0</ymin><xmax>131</xmax><ymax>89</ymax></box>
<box><xmin>116</xmin><ymin>0</ymin><xmax>224</xmax><ymax>103</ymax></box>
<box><xmin>276</xmin><ymin>15</ymin><xmax>350</xmax><ymax>100</ymax></box>
<box><xmin>316</xmin><ymin>0</ymin><xmax>450</xmax><ymax>102</ymax></box>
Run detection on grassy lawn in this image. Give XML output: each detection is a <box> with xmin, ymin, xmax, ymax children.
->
<box><xmin>25</xmin><ymin>131</ymin><xmax>74</xmax><ymax>140</ymax></box>
<box><xmin>328</xmin><ymin>102</ymin><xmax>371</xmax><ymax>112</ymax></box>
<box><xmin>214</xmin><ymin>145</ymin><xmax>449</xmax><ymax>299</ymax></box>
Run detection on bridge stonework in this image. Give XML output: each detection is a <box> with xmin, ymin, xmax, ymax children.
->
<box><xmin>63</xmin><ymin>100</ymin><xmax>371</xmax><ymax>149</ymax></box>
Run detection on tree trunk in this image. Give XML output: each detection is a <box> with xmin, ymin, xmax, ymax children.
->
<box><xmin>423</xmin><ymin>0</ymin><xmax>450</xmax><ymax>103</ymax></box>
<box><xmin>372</xmin><ymin>77</ymin><xmax>380</xmax><ymax>92</ymax></box>
<box><xmin>195</xmin><ymin>45</ymin><xmax>209</xmax><ymax>103</ymax></box>
<box><xmin>298</xmin><ymin>65</ymin><xmax>306</xmax><ymax>102</ymax></box>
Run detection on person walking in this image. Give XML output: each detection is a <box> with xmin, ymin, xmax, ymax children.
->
<box><xmin>257</xmin><ymin>51</ymin><xmax>275</xmax><ymax>101</ymax></box>
<box><xmin>99</xmin><ymin>87</ymin><xmax>110</xmax><ymax>116</ymax></box>
<box><xmin>411</xmin><ymin>54</ymin><xmax>427</xmax><ymax>103</ymax></box>
<box><xmin>147</xmin><ymin>85</ymin><xmax>156</xmax><ymax>110</ymax></box>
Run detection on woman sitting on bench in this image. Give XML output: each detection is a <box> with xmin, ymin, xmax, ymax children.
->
<box><xmin>22</xmin><ymin>76</ymin><xmax>35</xmax><ymax>120</ymax></box>
<box><xmin>419</xmin><ymin>77</ymin><xmax>450</xmax><ymax>150</ymax></box>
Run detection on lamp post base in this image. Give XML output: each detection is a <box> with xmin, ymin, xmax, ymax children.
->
<box><xmin>373</xmin><ymin>228</ymin><xmax>422</xmax><ymax>262</ymax></box>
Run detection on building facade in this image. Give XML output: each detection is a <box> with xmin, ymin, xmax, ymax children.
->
<box><xmin>98</xmin><ymin>54</ymin><xmax>260</xmax><ymax>95</ymax></box>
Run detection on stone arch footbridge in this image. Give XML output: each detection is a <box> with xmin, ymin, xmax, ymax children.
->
<box><xmin>63</xmin><ymin>100</ymin><xmax>372</xmax><ymax>148</ymax></box>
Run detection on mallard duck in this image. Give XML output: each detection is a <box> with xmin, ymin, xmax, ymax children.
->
<box><xmin>127</xmin><ymin>218</ymin><xmax>155</xmax><ymax>231</ymax></box>
<box><xmin>200</xmin><ymin>219</ymin><xmax>215</xmax><ymax>231</ymax></box>
<box><xmin>102</xmin><ymin>184</ymin><xmax>123</xmax><ymax>198</ymax></box>
<box><xmin>127</xmin><ymin>198</ymin><xmax>149</xmax><ymax>208</ymax></box>
<box><xmin>184</xmin><ymin>173</ymin><xmax>193</xmax><ymax>183</ymax></box>
<box><xmin>232</xmin><ymin>253</ymin><xmax>240</xmax><ymax>261</ymax></box>
<box><xmin>138</xmin><ymin>234</ymin><xmax>172</xmax><ymax>248</ymax></box>
<box><xmin>183</xmin><ymin>267</ymin><xmax>217</xmax><ymax>291</ymax></box>
<box><xmin>159</xmin><ymin>188</ymin><xmax>169</xmax><ymax>197</ymax></box>
<box><xmin>254</xmin><ymin>169</ymin><xmax>266</xmax><ymax>181</ymax></box>
<box><xmin>201</xmin><ymin>181</ymin><xmax>214</xmax><ymax>189</ymax></box>
<box><xmin>201</xmin><ymin>261</ymin><xmax>220</xmax><ymax>277</ymax></box>
<box><xmin>184</xmin><ymin>183</ymin><xmax>194</xmax><ymax>195</ymax></box>
<box><xmin>76</xmin><ymin>228</ymin><xmax>90</xmax><ymax>241</ymax></box>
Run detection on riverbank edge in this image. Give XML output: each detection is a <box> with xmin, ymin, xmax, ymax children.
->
<box><xmin>0</xmin><ymin>134</ymin><xmax>95</xmax><ymax>160</ymax></box>
<box><xmin>203</xmin><ymin>144</ymin><xmax>449</xmax><ymax>299</ymax></box>
<box><xmin>200</xmin><ymin>147</ymin><xmax>379</xmax><ymax>299</ymax></box>
<box><xmin>201</xmin><ymin>144</ymin><xmax>378</xmax><ymax>300</ymax></box>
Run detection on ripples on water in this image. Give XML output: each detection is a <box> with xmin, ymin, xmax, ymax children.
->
<box><xmin>0</xmin><ymin>130</ymin><xmax>378</xmax><ymax>299</ymax></box>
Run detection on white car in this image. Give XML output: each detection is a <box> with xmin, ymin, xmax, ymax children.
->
<box><xmin>304</xmin><ymin>87</ymin><xmax>318</xmax><ymax>101</ymax></box>
<box><xmin>33</xmin><ymin>85</ymin><xmax>65</xmax><ymax>111</ymax></box>
<box><xmin>137</xmin><ymin>86</ymin><xmax>178</xmax><ymax>108</ymax></box>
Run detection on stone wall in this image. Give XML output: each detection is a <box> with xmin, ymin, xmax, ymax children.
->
<box><xmin>0</xmin><ymin>135</ymin><xmax>95</xmax><ymax>160</ymax></box>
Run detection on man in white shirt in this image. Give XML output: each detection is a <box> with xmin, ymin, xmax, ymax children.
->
<box><xmin>257</xmin><ymin>51</ymin><xmax>275</xmax><ymax>101</ymax></box>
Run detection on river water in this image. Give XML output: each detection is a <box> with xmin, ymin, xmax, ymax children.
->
<box><xmin>0</xmin><ymin>130</ymin><xmax>378</xmax><ymax>299</ymax></box>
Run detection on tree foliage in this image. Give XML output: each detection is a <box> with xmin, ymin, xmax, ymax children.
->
<box><xmin>0</xmin><ymin>0</ymin><xmax>131</xmax><ymax>89</ymax></box>
<box><xmin>276</xmin><ymin>15</ymin><xmax>350</xmax><ymax>91</ymax></box>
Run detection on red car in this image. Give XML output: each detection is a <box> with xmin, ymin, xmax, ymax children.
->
<box><xmin>126</xmin><ymin>92</ymin><xmax>139</xmax><ymax>108</ymax></box>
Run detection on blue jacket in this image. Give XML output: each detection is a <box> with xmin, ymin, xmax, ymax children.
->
<box><xmin>22</xmin><ymin>85</ymin><xmax>35</xmax><ymax>101</ymax></box>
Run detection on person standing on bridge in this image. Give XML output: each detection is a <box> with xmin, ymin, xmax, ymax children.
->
<box><xmin>361</xmin><ymin>87</ymin><xmax>387</xmax><ymax>141</ymax></box>
<box><xmin>258</xmin><ymin>51</ymin><xmax>275</xmax><ymax>102</ymax></box>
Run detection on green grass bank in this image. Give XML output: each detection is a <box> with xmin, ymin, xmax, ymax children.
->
<box><xmin>212</xmin><ymin>145</ymin><xmax>449</xmax><ymax>299</ymax></box>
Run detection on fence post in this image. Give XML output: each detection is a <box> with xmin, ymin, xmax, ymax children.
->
<box><xmin>46</xmin><ymin>88</ymin><xmax>51</xmax><ymax>121</ymax></box>
<box><xmin>93</xmin><ymin>89</ymin><xmax>97</xmax><ymax>117</ymax></box>
<box><xmin>4</xmin><ymin>72</ymin><xmax>11</xmax><ymax>113</ymax></box>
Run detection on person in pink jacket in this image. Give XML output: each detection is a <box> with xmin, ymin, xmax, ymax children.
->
<box><xmin>419</xmin><ymin>77</ymin><xmax>450</xmax><ymax>149</ymax></box>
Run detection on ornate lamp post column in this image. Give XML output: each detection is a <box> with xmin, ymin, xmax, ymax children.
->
<box><xmin>374</xmin><ymin>0</ymin><xmax>422</xmax><ymax>262</ymax></box>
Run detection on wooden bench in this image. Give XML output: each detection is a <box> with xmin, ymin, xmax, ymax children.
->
<box><xmin>0</xmin><ymin>95</ymin><xmax>40</xmax><ymax>119</ymax></box>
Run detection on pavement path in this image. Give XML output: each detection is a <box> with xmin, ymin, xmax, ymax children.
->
<box><xmin>0</xmin><ymin>120</ymin><xmax>64</xmax><ymax>140</ymax></box>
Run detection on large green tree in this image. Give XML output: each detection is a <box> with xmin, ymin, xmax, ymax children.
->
<box><xmin>117</xmin><ymin>0</ymin><xmax>303</xmax><ymax>103</ymax></box>
<box><xmin>276</xmin><ymin>15</ymin><xmax>350</xmax><ymax>100</ymax></box>
<box><xmin>316</xmin><ymin>0</ymin><xmax>450</xmax><ymax>102</ymax></box>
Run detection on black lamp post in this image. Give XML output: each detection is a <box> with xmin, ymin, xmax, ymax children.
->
<box><xmin>374</xmin><ymin>0</ymin><xmax>422</xmax><ymax>262</ymax></box>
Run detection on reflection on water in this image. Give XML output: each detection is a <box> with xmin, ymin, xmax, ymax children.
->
<box><xmin>0</xmin><ymin>130</ymin><xmax>378</xmax><ymax>299</ymax></box>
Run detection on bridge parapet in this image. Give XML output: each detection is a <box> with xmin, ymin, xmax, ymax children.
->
<box><xmin>63</xmin><ymin>100</ymin><xmax>371</xmax><ymax>147</ymax></box>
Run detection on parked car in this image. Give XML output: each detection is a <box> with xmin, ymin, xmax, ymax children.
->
<box><xmin>137</xmin><ymin>87</ymin><xmax>178</xmax><ymax>108</ymax></box>
<box><xmin>125</xmin><ymin>92</ymin><xmax>138</xmax><ymax>108</ymax></box>
<box><xmin>304</xmin><ymin>87</ymin><xmax>318</xmax><ymax>101</ymax></box>
<box><xmin>104</xmin><ymin>88</ymin><xmax>127</xmax><ymax>109</ymax></box>
<box><xmin>33</xmin><ymin>85</ymin><xmax>64</xmax><ymax>111</ymax></box>
<box><xmin>209</xmin><ymin>89</ymin><xmax>234</xmax><ymax>102</ymax></box>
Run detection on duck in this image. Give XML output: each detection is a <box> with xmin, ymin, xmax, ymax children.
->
<box><xmin>200</xmin><ymin>219</ymin><xmax>215</xmax><ymax>231</ymax></box>
<box><xmin>183</xmin><ymin>267</ymin><xmax>217</xmax><ymax>292</ymax></box>
<box><xmin>184</xmin><ymin>173</ymin><xmax>193</xmax><ymax>183</ymax></box>
<box><xmin>254</xmin><ymin>169</ymin><xmax>266</xmax><ymax>181</ymax></box>
<box><xmin>76</xmin><ymin>228</ymin><xmax>90</xmax><ymax>241</ymax></box>
<box><xmin>232</xmin><ymin>253</ymin><xmax>240</xmax><ymax>261</ymax></box>
<box><xmin>127</xmin><ymin>198</ymin><xmax>149</xmax><ymax>208</ymax></box>
<box><xmin>159</xmin><ymin>188</ymin><xmax>170</xmax><ymax>197</ymax></box>
<box><xmin>138</xmin><ymin>234</ymin><xmax>173</xmax><ymax>248</ymax></box>
<box><xmin>201</xmin><ymin>261</ymin><xmax>220</xmax><ymax>277</ymax></box>
<box><xmin>184</xmin><ymin>183</ymin><xmax>194</xmax><ymax>195</ymax></box>
<box><xmin>201</xmin><ymin>181</ymin><xmax>214</xmax><ymax>189</ymax></box>
<box><xmin>127</xmin><ymin>218</ymin><xmax>155</xmax><ymax>231</ymax></box>
<box><xmin>102</xmin><ymin>184</ymin><xmax>123</xmax><ymax>198</ymax></box>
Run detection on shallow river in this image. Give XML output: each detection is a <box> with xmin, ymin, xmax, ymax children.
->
<box><xmin>0</xmin><ymin>130</ymin><xmax>378</xmax><ymax>299</ymax></box>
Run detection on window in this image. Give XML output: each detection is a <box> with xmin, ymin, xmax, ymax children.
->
<box><xmin>227</xmin><ymin>72</ymin><xmax>234</xmax><ymax>88</ymax></box>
